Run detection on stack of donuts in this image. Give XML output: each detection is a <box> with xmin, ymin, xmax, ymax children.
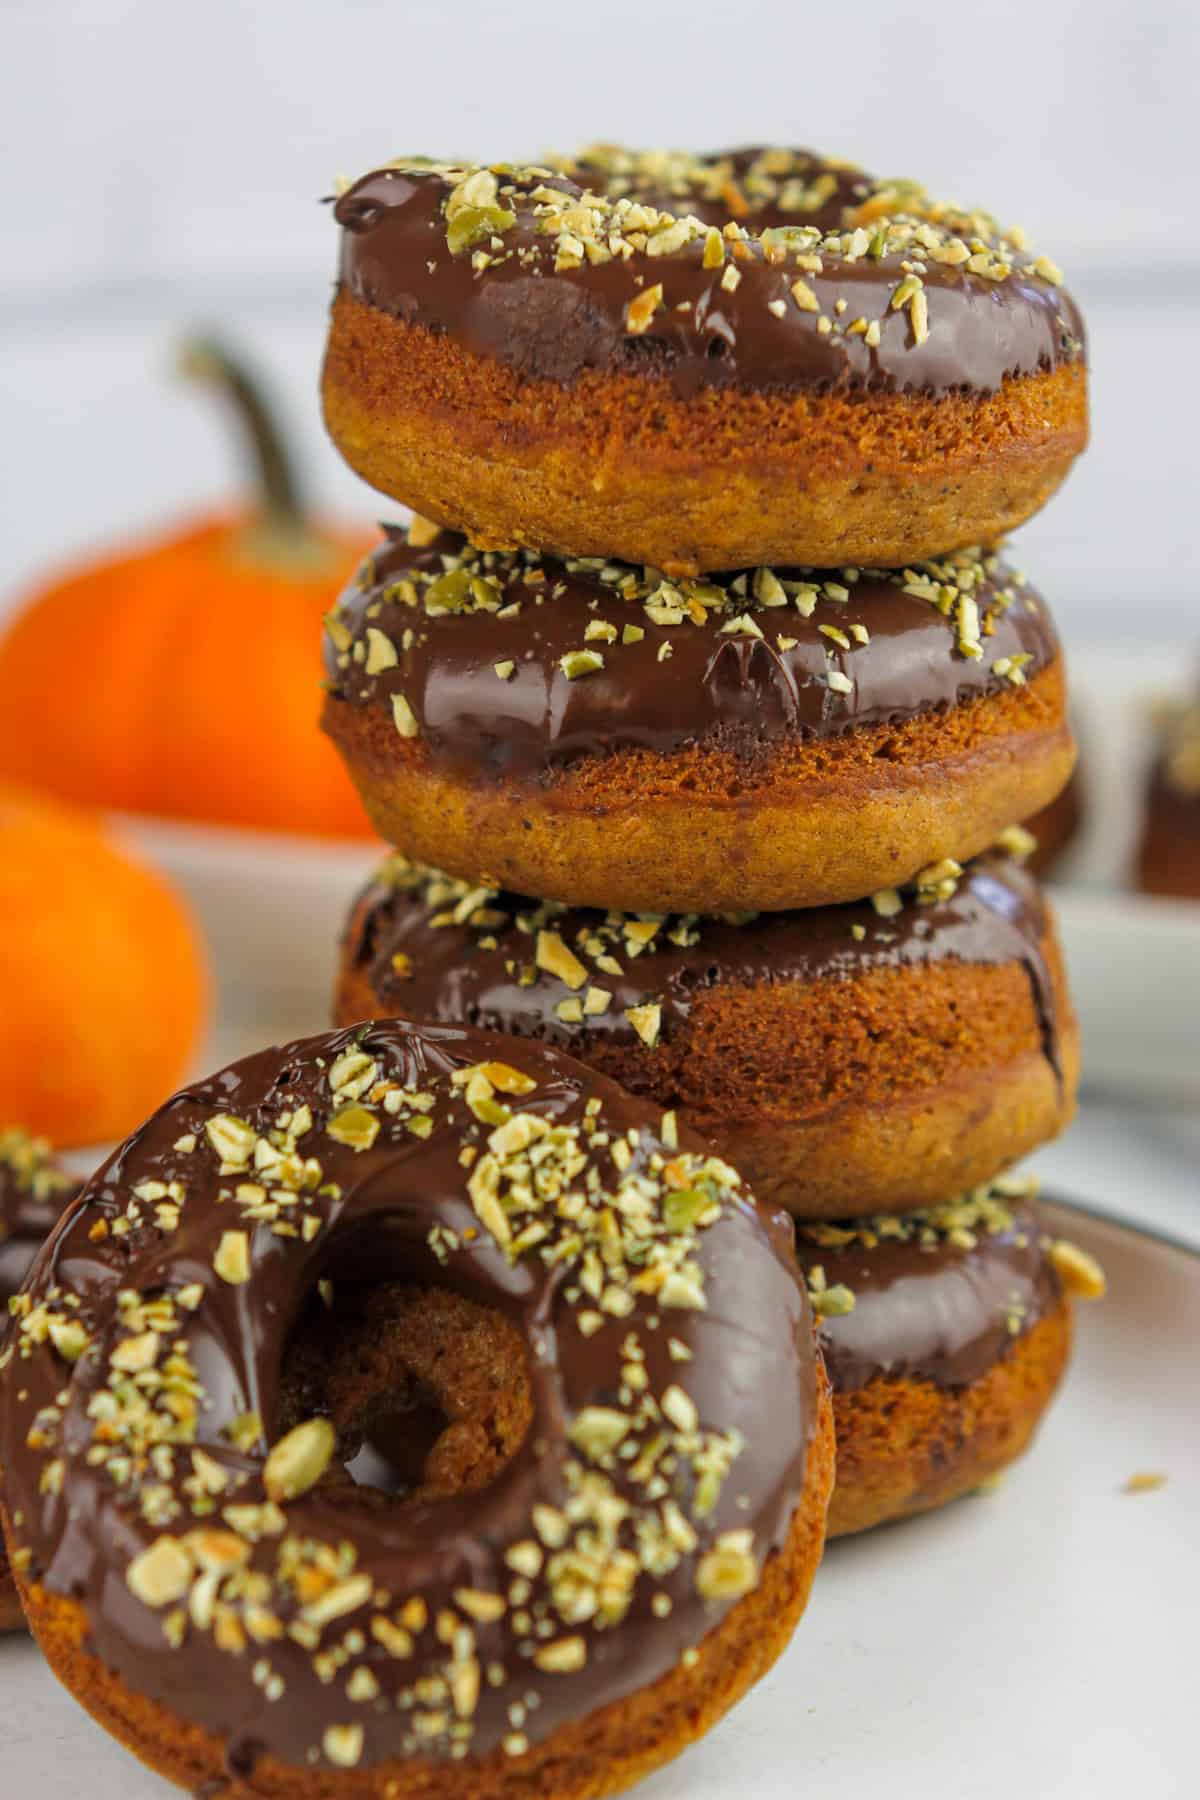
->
<box><xmin>0</xmin><ymin>147</ymin><xmax>1105</xmax><ymax>1800</ymax></box>
<box><xmin>321</xmin><ymin>141</ymin><xmax>1102</xmax><ymax>1536</ymax></box>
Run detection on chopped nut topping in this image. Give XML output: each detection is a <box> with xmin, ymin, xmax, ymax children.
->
<box><xmin>533</xmin><ymin>1635</ymin><xmax>588</xmax><ymax>1672</ymax></box>
<box><xmin>364</xmin><ymin>627</ymin><xmax>398</xmax><ymax>675</ymax></box>
<box><xmin>0</xmin><ymin>1129</ymin><xmax>76</xmax><ymax>1205</ymax></box>
<box><xmin>806</xmin><ymin>1271</ymin><xmax>856</xmax><ymax>1317</ymax></box>
<box><xmin>625</xmin><ymin>1002</ymin><xmax>662</xmax><ymax>1048</ymax></box>
<box><xmin>213</xmin><ymin>1230</ymin><xmax>251</xmax><ymax>1285</ymax></box>
<box><xmin>263</xmin><ymin>1418</ymin><xmax>336</xmax><ymax>1502</ymax></box>
<box><xmin>569</xmin><ymin>1407</ymin><xmax>631</xmax><ymax>1461</ymax></box>
<box><xmin>323</xmin><ymin>1723</ymin><xmax>365</xmax><ymax>1768</ymax></box>
<box><xmin>559</xmin><ymin>648</ymin><xmax>605</xmax><ymax>680</ymax></box>
<box><xmin>535</xmin><ymin>930</ymin><xmax>588</xmax><ymax>991</ymax></box>
<box><xmin>995</xmin><ymin>822</ymin><xmax>1038</xmax><ymax>861</ymax></box>
<box><xmin>126</xmin><ymin>1536</ymin><xmax>193</xmax><ymax>1608</ymax></box>
<box><xmin>327</xmin><ymin>1105</ymin><xmax>381</xmax><ymax>1153</ymax></box>
<box><xmin>695</xmin><ymin>1530</ymin><xmax>757</xmax><ymax>1600</ymax></box>
<box><xmin>1048</xmin><ymin>1238</ymin><xmax>1107</xmax><ymax>1301</ymax></box>
<box><xmin>1123</xmin><ymin>1471</ymin><xmax>1167</xmax><ymax>1494</ymax></box>
<box><xmin>625</xmin><ymin>283</ymin><xmax>663</xmax><ymax>334</ymax></box>
<box><xmin>454</xmin><ymin>1587</ymin><xmax>507</xmax><ymax>1624</ymax></box>
<box><xmin>391</xmin><ymin>693</ymin><xmax>420</xmax><ymax>739</ymax></box>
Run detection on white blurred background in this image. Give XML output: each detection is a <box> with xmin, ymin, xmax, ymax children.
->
<box><xmin>1</xmin><ymin>0</ymin><xmax>1198</xmax><ymax>641</ymax></box>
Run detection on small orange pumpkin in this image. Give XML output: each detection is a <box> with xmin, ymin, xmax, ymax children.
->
<box><xmin>0</xmin><ymin>340</ymin><xmax>377</xmax><ymax>838</ymax></box>
<box><xmin>0</xmin><ymin>784</ymin><xmax>207</xmax><ymax>1147</ymax></box>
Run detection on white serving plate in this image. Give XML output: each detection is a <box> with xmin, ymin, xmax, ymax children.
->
<box><xmin>1</xmin><ymin>1200</ymin><xmax>1195</xmax><ymax>1798</ymax></box>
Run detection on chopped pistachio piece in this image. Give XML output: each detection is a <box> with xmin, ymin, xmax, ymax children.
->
<box><xmin>263</xmin><ymin>1418</ymin><xmax>336</xmax><ymax>1503</ymax></box>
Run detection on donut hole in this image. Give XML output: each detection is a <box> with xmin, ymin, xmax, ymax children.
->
<box><xmin>343</xmin><ymin>1399</ymin><xmax>449</xmax><ymax>1497</ymax></box>
<box><xmin>280</xmin><ymin>1281</ymin><xmax>533</xmax><ymax>1507</ymax></box>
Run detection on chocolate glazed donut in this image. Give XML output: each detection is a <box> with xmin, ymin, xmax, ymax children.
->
<box><xmin>335</xmin><ymin>851</ymin><xmax>1079</xmax><ymax>1218</ymax></box>
<box><xmin>0</xmin><ymin>1020</ymin><xmax>834</xmax><ymax>1799</ymax></box>
<box><xmin>1137</xmin><ymin>697</ymin><xmax>1200</xmax><ymax>899</ymax></box>
<box><xmin>796</xmin><ymin>1183</ymin><xmax>1105</xmax><ymax>1536</ymax></box>
<box><xmin>0</xmin><ymin>1129</ymin><xmax>80</xmax><ymax>1631</ymax></box>
<box><xmin>321</xmin><ymin>527</ymin><xmax>1075</xmax><ymax>914</ymax></box>
<box><xmin>322</xmin><ymin>147</ymin><xmax>1088</xmax><ymax>573</ymax></box>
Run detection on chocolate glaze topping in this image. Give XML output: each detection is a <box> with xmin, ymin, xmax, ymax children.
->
<box><xmin>796</xmin><ymin>1183</ymin><xmax>1062</xmax><ymax>1392</ymax></box>
<box><xmin>342</xmin><ymin>851</ymin><xmax>1063</xmax><ymax>1087</ymax></box>
<box><xmin>323</xmin><ymin>527</ymin><xmax>1059</xmax><ymax>782</ymax></box>
<box><xmin>332</xmin><ymin>147</ymin><xmax>1084</xmax><ymax>399</ymax></box>
<box><xmin>0</xmin><ymin>1129</ymin><xmax>79</xmax><ymax>1323</ymax></box>
<box><xmin>0</xmin><ymin>1021</ymin><xmax>816</xmax><ymax>1775</ymax></box>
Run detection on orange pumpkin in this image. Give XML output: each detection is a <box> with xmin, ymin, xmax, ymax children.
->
<box><xmin>0</xmin><ymin>340</ymin><xmax>377</xmax><ymax>838</ymax></box>
<box><xmin>0</xmin><ymin>784</ymin><xmax>207</xmax><ymax>1147</ymax></box>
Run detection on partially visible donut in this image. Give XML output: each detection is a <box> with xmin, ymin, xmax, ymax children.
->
<box><xmin>1022</xmin><ymin>764</ymin><xmax>1083</xmax><ymax>878</ymax></box>
<box><xmin>321</xmin><ymin>524</ymin><xmax>1074</xmax><ymax>914</ymax></box>
<box><xmin>1137</xmin><ymin>696</ymin><xmax>1200</xmax><ymax>899</ymax></box>
<box><xmin>0</xmin><ymin>1127</ymin><xmax>80</xmax><ymax>1631</ymax></box>
<box><xmin>0</xmin><ymin>1020</ymin><xmax>833</xmax><ymax>1798</ymax></box>
<box><xmin>795</xmin><ymin>1179</ymin><xmax>1105</xmax><ymax>1537</ymax></box>
<box><xmin>334</xmin><ymin>850</ymin><xmax>1078</xmax><ymax>1219</ymax></box>
<box><xmin>323</xmin><ymin>147</ymin><xmax>1087</xmax><ymax>575</ymax></box>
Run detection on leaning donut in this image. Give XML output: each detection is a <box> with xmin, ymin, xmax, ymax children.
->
<box><xmin>0</xmin><ymin>1019</ymin><xmax>833</xmax><ymax>1796</ymax></box>
<box><xmin>323</xmin><ymin>146</ymin><xmax>1087</xmax><ymax>575</ymax></box>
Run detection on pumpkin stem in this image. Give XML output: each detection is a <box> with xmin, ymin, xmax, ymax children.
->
<box><xmin>177</xmin><ymin>335</ymin><xmax>337</xmax><ymax>574</ymax></box>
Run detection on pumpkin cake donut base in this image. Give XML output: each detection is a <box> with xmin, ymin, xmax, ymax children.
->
<box><xmin>795</xmin><ymin>1182</ymin><xmax>1104</xmax><ymax>1537</ymax></box>
<box><xmin>324</xmin><ymin>148</ymin><xmax>1087</xmax><ymax>574</ymax></box>
<box><xmin>1</xmin><ymin>1019</ymin><xmax>834</xmax><ymax>1798</ymax></box>
<box><xmin>330</xmin><ymin>664</ymin><xmax>1072</xmax><ymax>916</ymax></box>
<box><xmin>335</xmin><ymin>852</ymin><xmax>1078</xmax><ymax>1219</ymax></box>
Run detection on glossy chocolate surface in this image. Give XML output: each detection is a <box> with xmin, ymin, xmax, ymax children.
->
<box><xmin>323</xmin><ymin>528</ymin><xmax>1059</xmax><ymax>781</ymax></box>
<box><xmin>0</xmin><ymin>1021</ymin><xmax>816</xmax><ymax>1775</ymax></box>
<box><xmin>333</xmin><ymin>148</ymin><xmax>1084</xmax><ymax>398</ymax></box>
<box><xmin>797</xmin><ymin>1189</ymin><xmax>1062</xmax><ymax>1393</ymax></box>
<box><xmin>342</xmin><ymin>852</ymin><xmax>1063</xmax><ymax>1087</ymax></box>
